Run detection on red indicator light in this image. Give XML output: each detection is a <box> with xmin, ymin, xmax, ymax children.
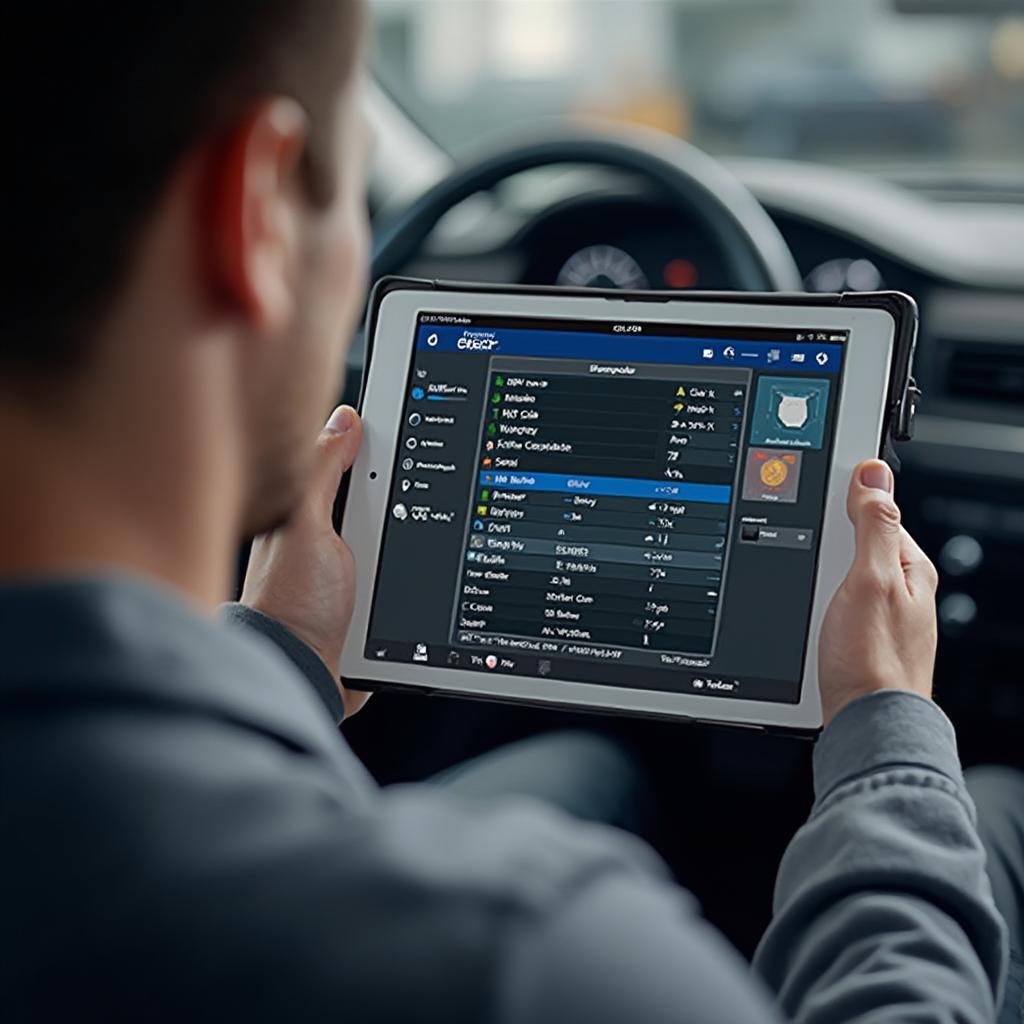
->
<box><xmin>664</xmin><ymin>258</ymin><xmax>698</xmax><ymax>289</ymax></box>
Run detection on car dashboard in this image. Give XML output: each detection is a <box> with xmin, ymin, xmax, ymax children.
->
<box><xmin>387</xmin><ymin>160</ymin><xmax>1024</xmax><ymax>735</ymax></box>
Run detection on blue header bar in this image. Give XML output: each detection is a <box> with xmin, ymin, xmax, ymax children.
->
<box><xmin>418</xmin><ymin>325</ymin><xmax>841</xmax><ymax>374</ymax></box>
<box><xmin>480</xmin><ymin>471</ymin><xmax>732</xmax><ymax>505</ymax></box>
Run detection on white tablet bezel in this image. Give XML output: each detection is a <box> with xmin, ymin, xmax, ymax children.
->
<box><xmin>340</xmin><ymin>287</ymin><xmax>896</xmax><ymax>732</ymax></box>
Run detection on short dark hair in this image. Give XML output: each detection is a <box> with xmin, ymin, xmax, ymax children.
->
<box><xmin>6</xmin><ymin>1</ymin><xmax>362</xmax><ymax>379</ymax></box>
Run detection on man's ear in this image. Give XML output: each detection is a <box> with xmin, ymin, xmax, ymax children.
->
<box><xmin>206</xmin><ymin>98</ymin><xmax>310</xmax><ymax>332</ymax></box>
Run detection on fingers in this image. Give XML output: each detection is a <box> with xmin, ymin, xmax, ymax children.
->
<box><xmin>341</xmin><ymin>686</ymin><xmax>372</xmax><ymax>719</ymax></box>
<box><xmin>899</xmin><ymin>525</ymin><xmax>940</xmax><ymax>599</ymax></box>
<box><xmin>307</xmin><ymin>405</ymin><xmax>362</xmax><ymax>518</ymax></box>
<box><xmin>846</xmin><ymin>459</ymin><xmax>903</xmax><ymax>581</ymax></box>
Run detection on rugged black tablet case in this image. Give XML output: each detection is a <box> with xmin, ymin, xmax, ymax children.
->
<box><xmin>334</xmin><ymin>277</ymin><xmax>920</xmax><ymax>736</ymax></box>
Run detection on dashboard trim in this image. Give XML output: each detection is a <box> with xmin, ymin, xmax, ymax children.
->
<box><xmin>730</xmin><ymin>158</ymin><xmax>1024</xmax><ymax>291</ymax></box>
<box><xmin>912</xmin><ymin>415</ymin><xmax>1024</xmax><ymax>456</ymax></box>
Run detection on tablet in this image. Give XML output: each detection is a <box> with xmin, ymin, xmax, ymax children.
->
<box><xmin>338</xmin><ymin>278</ymin><xmax>918</xmax><ymax>735</ymax></box>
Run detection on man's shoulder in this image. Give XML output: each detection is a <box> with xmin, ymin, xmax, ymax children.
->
<box><xmin>0</xmin><ymin>706</ymin><xmax>685</xmax><ymax>1021</ymax></box>
<box><xmin>369</xmin><ymin>783</ymin><xmax>671</xmax><ymax>913</ymax></box>
<box><xmin>0</xmin><ymin>574</ymin><xmax>359</xmax><ymax>768</ymax></box>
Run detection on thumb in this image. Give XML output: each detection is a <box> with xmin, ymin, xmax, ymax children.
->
<box><xmin>308</xmin><ymin>405</ymin><xmax>362</xmax><ymax>516</ymax></box>
<box><xmin>846</xmin><ymin>459</ymin><xmax>902</xmax><ymax>578</ymax></box>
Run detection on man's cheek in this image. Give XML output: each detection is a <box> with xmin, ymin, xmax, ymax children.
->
<box><xmin>339</xmin><ymin>188</ymin><xmax>370</xmax><ymax>284</ymax></box>
<box><xmin>332</xmin><ymin>216</ymin><xmax>368</xmax><ymax>336</ymax></box>
<box><xmin>312</xmin><ymin>243</ymin><xmax>357</xmax><ymax>392</ymax></box>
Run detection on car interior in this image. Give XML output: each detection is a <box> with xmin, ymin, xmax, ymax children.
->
<box><xmin>337</xmin><ymin>0</ymin><xmax>1024</xmax><ymax>955</ymax></box>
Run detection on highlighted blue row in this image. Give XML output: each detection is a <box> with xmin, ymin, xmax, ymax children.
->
<box><xmin>418</xmin><ymin>325</ymin><xmax>842</xmax><ymax>374</ymax></box>
<box><xmin>479</xmin><ymin>471</ymin><xmax>731</xmax><ymax>504</ymax></box>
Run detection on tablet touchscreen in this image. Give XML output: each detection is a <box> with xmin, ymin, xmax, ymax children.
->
<box><xmin>362</xmin><ymin>309</ymin><xmax>850</xmax><ymax>706</ymax></box>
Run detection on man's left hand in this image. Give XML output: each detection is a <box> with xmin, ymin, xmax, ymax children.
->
<box><xmin>241</xmin><ymin>405</ymin><xmax>369</xmax><ymax>719</ymax></box>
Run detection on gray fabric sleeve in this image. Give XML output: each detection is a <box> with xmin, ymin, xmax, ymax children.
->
<box><xmin>495</xmin><ymin>869</ymin><xmax>785</xmax><ymax>1024</ymax></box>
<box><xmin>754</xmin><ymin>691</ymin><xmax>1008</xmax><ymax>1024</ymax></box>
<box><xmin>219</xmin><ymin>603</ymin><xmax>346</xmax><ymax>727</ymax></box>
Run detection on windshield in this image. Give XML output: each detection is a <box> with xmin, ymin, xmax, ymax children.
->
<box><xmin>370</xmin><ymin>0</ymin><xmax>1024</xmax><ymax>171</ymax></box>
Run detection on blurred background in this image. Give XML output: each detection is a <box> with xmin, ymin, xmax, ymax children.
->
<box><xmin>371</xmin><ymin>0</ymin><xmax>1024</xmax><ymax>172</ymax></box>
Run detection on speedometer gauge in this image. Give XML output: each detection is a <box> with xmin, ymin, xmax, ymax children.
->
<box><xmin>804</xmin><ymin>257</ymin><xmax>884</xmax><ymax>294</ymax></box>
<box><xmin>557</xmin><ymin>245</ymin><xmax>649</xmax><ymax>290</ymax></box>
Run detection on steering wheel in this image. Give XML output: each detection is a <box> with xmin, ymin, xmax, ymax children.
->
<box><xmin>339</xmin><ymin>125</ymin><xmax>802</xmax><ymax>406</ymax></box>
<box><xmin>372</xmin><ymin>124</ymin><xmax>802</xmax><ymax>293</ymax></box>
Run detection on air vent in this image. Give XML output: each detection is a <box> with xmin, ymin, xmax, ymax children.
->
<box><xmin>945</xmin><ymin>340</ymin><xmax>1024</xmax><ymax>405</ymax></box>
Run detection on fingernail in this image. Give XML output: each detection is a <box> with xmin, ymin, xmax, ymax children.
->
<box><xmin>324</xmin><ymin>406</ymin><xmax>352</xmax><ymax>435</ymax></box>
<box><xmin>860</xmin><ymin>461</ymin><xmax>893</xmax><ymax>493</ymax></box>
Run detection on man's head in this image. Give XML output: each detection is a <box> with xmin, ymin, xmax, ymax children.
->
<box><xmin>6</xmin><ymin>1</ymin><xmax>369</xmax><ymax>539</ymax></box>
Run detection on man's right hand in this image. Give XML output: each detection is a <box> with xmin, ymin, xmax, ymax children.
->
<box><xmin>818</xmin><ymin>459</ymin><xmax>939</xmax><ymax>727</ymax></box>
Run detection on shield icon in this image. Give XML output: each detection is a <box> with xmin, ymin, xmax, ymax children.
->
<box><xmin>777</xmin><ymin>393</ymin><xmax>809</xmax><ymax>430</ymax></box>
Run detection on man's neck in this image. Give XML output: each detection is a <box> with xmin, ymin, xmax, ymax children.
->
<box><xmin>0</xmin><ymin>400</ymin><xmax>239</xmax><ymax>613</ymax></box>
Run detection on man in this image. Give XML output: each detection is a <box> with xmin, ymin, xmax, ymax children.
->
<box><xmin>0</xmin><ymin>3</ymin><xmax>1006</xmax><ymax>1021</ymax></box>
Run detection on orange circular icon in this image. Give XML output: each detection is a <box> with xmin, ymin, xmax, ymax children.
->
<box><xmin>760</xmin><ymin>458</ymin><xmax>789</xmax><ymax>488</ymax></box>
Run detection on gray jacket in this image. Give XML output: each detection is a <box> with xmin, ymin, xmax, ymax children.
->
<box><xmin>0</xmin><ymin>576</ymin><xmax>1006</xmax><ymax>1022</ymax></box>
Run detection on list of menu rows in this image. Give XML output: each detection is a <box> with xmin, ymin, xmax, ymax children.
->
<box><xmin>452</xmin><ymin>358</ymin><xmax>751</xmax><ymax>656</ymax></box>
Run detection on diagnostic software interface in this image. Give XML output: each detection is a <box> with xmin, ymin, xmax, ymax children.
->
<box><xmin>366</xmin><ymin>311</ymin><xmax>848</xmax><ymax>704</ymax></box>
